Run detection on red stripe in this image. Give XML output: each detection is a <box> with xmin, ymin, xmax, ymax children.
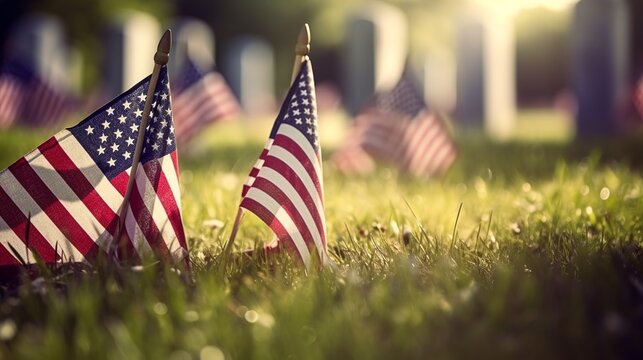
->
<box><xmin>262</xmin><ymin>155</ymin><xmax>326</xmax><ymax>247</ymax></box>
<box><xmin>9</xmin><ymin>157</ymin><xmax>98</xmax><ymax>257</ymax></box>
<box><xmin>272</xmin><ymin>134</ymin><xmax>323</xmax><ymax>201</ymax></box>
<box><xmin>239</xmin><ymin>197</ymin><xmax>302</xmax><ymax>263</ymax></box>
<box><xmin>0</xmin><ymin>186</ymin><xmax>57</xmax><ymax>262</ymax></box>
<box><xmin>143</xmin><ymin>158</ymin><xmax>186</xmax><ymax>251</ymax></box>
<box><xmin>0</xmin><ymin>245</ymin><xmax>20</xmax><ymax>266</ymax></box>
<box><xmin>111</xmin><ymin>171</ymin><xmax>129</xmax><ymax>196</ymax></box>
<box><xmin>37</xmin><ymin>138</ymin><xmax>119</xmax><ymax>235</ymax></box>
<box><xmin>250</xmin><ymin>177</ymin><xmax>318</xmax><ymax>254</ymax></box>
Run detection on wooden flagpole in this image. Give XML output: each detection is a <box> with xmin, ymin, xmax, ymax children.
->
<box><xmin>113</xmin><ymin>29</ymin><xmax>172</xmax><ymax>258</ymax></box>
<box><xmin>222</xmin><ymin>24</ymin><xmax>311</xmax><ymax>259</ymax></box>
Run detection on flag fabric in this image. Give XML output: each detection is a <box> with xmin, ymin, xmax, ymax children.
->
<box><xmin>0</xmin><ymin>61</ymin><xmax>77</xmax><ymax>128</ymax></box>
<box><xmin>239</xmin><ymin>59</ymin><xmax>326</xmax><ymax>268</ymax></box>
<box><xmin>0</xmin><ymin>65</ymin><xmax>186</xmax><ymax>266</ymax></box>
<box><xmin>171</xmin><ymin>58</ymin><xmax>239</xmax><ymax>143</ymax></box>
<box><xmin>333</xmin><ymin>68</ymin><xmax>457</xmax><ymax>177</ymax></box>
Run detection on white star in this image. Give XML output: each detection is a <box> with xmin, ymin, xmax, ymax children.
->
<box><xmin>305</xmin><ymin>118</ymin><xmax>311</xmax><ymax>124</ymax></box>
<box><xmin>295</xmin><ymin>118</ymin><xmax>302</xmax><ymax>125</ymax></box>
<box><xmin>300</xmin><ymin>90</ymin><xmax>307</xmax><ymax>96</ymax></box>
<box><xmin>284</xmin><ymin>113</ymin><xmax>289</xmax><ymax>119</ymax></box>
<box><xmin>99</xmin><ymin>134</ymin><xmax>108</xmax><ymax>143</ymax></box>
<box><xmin>307</xmin><ymin>127</ymin><xmax>313</xmax><ymax>135</ymax></box>
<box><xmin>170</xmin><ymin>126</ymin><xmax>174</xmax><ymax>134</ymax></box>
<box><xmin>293</xmin><ymin>109</ymin><xmax>301</xmax><ymax>116</ymax></box>
<box><xmin>151</xmin><ymin>101</ymin><xmax>157</xmax><ymax>109</ymax></box>
<box><xmin>130</xmin><ymin>124</ymin><xmax>138</xmax><ymax>132</ymax></box>
<box><xmin>304</xmin><ymin>108</ymin><xmax>311</xmax><ymax>115</ymax></box>
<box><xmin>114</xmin><ymin>129</ymin><xmax>123</xmax><ymax>139</ymax></box>
<box><xmin>126</xmin><ymin>137</ymin><xmax>135</xmax><ymax>146</ymax></box>
<box><xmin>122</xmin><ymin>100</ymin><xmax>131</xmax><ymax>110</ymax></box>
<box><xmin>161</xmin><ymin>93</ymin><xmax>168</xmax><ymax>100</ymax></box>
<box><xmin>101</xmin><ymin>120</ymin><xmax>110</xmax><ymax>129</ymax></box>
<box><xmin>134</xmin><ymin>108</ymin><xmax>143</xmax><ymax>118</ymax></box>
<box><xmin>166</xmin><ymin>138</ymin><xmax>173</xmax><ymax>146</ymax></box>
<box><xmin>152</xmin><ymin>143</ymin><xmax>160</xmax><ymax>151</ymax></box>
<box><xmin>122</xmin><ymin>151</ymin><xmax>131</xmax><ymax>160</ymax></box>
<box><xmin>107</xmin><ymin>158</ymin><xmax>116</xmax><ymax>167</ymax></box>
<box><xmin>137</xmin><ymin>93</ymin><xmax>146</xmax><ymax>102</ymax></box>
<box><xmin>299</xmin><ymin>81</ymin><xmax>305</xmax><ymax>87</ymax></box>
<box><xmin>85</xmin><ymin>125</ymin><xmax>94</xmax><ymax>135</ymax></box>
<box><xmin>110</xmin><ymin>143</ymin><xmax>119</xmax><ymax>152</ymax></box>
<box><xmin>302</xmin><ymin>98</ymin><xmax>309</xmax><ymax>105</ymax></box>
<box><xmin>97</xmin><ymin>146</ymin><xmax>105</xmax><ymax>155</ymax></box>
<box><xmin>106</xmin><ymin>107</ymin><xmax>115</xmax><ymax>116</ymax></box>
<box><xmin>165</xmin><ymin>108</ymin><xmax>172</xmax><ymax>116</ymax></box>
<box><xmin>314</xmin><ymin>138</ymin><xmax>319</xmax><ymax>147</ymax></box>
<box><xmin>291</xmin><ymin>101</ymin><xmax>298</xmax><ymax>107</ymax></box>
<box><xmin>160</xmin><ymin>119</ymin><xmax>167</xmax><ymax>128</ymax></box>
<box><xmin>157</xmin><ymin>131</ymin><xmax>164</xmax><ymax>139</ymax></box>
<box><xmin>118</xmin><ymin>115</ymin><xmax>127</xmax><ymax>124</ymax></box>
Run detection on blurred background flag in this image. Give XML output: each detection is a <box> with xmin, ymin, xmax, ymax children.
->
<box><xmin>239</xmin><ymin>59</ymin><xmax>326</xmax><ymax>268</ymax></box>
<box><xmin>0</xmin><ymin>60</ymin><xmax>78</xmax><ymax>129</ymax></box>
<box><xmin>0</xmin><ymin>66</ymin><xmax>186</xmax><ymax>266</ymax></box>
<box><xmin>334</xmin><ymin>66</ymin><xmax>457</xmax><ymax>178</ymax></box>
<box><xmin>171</xmin><ymin>56</ymin><xmax>239</xmax><ymax>144</ymax></box>
<box><xmin>635</xmin><ymin>75</ymin><xmax>643</xmax><ymax>121</ymax></box>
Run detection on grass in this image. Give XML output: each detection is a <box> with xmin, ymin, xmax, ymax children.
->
<box><xmin>0</xmin><ymin>111</ymin><xmax>642</xmax><ymax>359</ymax></box>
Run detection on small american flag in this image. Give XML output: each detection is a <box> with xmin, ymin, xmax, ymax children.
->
<box><xmin>0</xmin><ymin>66</ymin><xmax>186</xmax><ymax>266</ymax></box>
<box><xmin>0</xmin><ymin>60</ymin><xmax>77</xmax><ymax>128</ymax></box>
<box><xmin>333</xmin><ymin>67</ymin><xmax>457</xmax><ymax>177</ymax></box>
<box><xmin>171</xmin><ymin>57</ymin><xmax>239</xmax><ymax>144</ymax></box>
<box><xmin>239</xmin><ymin>59</ymin><xmax>326</xmax><ymax>268</ymax></box>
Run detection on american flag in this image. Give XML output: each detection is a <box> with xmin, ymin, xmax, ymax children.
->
<box><xmin>0</xmin><ymin>60</ymin><xmax>77</xmax><ymax>128</ymax></box>
<box><xmin>0</xmin><ymin>66</ymin><xmax>186</xmax><ymax>266</ymax></box>
<box><xmin>239</xmin><ymin>59</ymin><xmax>326</xmax><ymax>268</ymax></box>
<box><xmin>171</xmin><ymin>57</ymin><xmax>239</xmax><ymax>144</ymax></box>
<box><xmin>333</xmin><ymin>68</ymin><xmax>457</xmax><ymax>177</ymax></box>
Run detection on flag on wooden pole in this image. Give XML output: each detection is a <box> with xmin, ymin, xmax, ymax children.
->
<box><xmin>0</xmin><ymin>60</ymin><xmax>78</xmax><ymax>128</ymax></box>
<box><xmin>239</xmin><ymin>59</ymin><xmax>326</xmax><ymax>268</ymax></box>
<box><xmin>171</xmin><ymin>57</ymin><xmax>239</xmax><ymax>144</ymax></box>
<box><xmin>333</xmin><ymin>67</ymin><xmax>457</xmax><ymax>177</ymax></box>
<box><xmin>0</xmin><ymin>66</ymin><xmax>186</xmax><ymax>266</ymax></box>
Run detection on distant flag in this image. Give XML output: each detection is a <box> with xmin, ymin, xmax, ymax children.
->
<box><xmin>0</xmin><ymin>66</ymin><xmax>186</xmax><ymax>266</ymax></box>
<box><xmin>239</xmin><ymin>59</ymin><xmax>326</xmax><ymax>268</ymax></box>
<box><xmin>333</xmin><ymin>67</ymin><xmax>457</xmax><ymax>177</ymax></box>
<box><xmin>0</xmin><ymin>60</ymin><xmax>77</xmax><ymax>128</ymax></box>
<box><xmin>635</xmin><ymin>75</ymin><xmax>643</xmax><ymax>121</ymax></box>
<box><xmin>171</xmin><ymin>57</ymin><xmax>239</xmax><ymax>143</ymax></box>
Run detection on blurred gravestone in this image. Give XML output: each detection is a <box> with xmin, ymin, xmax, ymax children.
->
<box><xmin>343</xmin><ymin>1</ymin><xmax>407</xmax><ymax>115</ymax></box>
<box><xmin>455</xmin><ymin>6</ymin><xmax>516</xmax><ymax>140</ymax></box>
<box><xmin>572</xmin><ymin>0</ymin><xmax>630</xmax><ymax>136</ymax></box>
<box><xmin>223</xmin><ymin>36</ymin><xmax>274</xmax><ymax>115</ymax></box>
<box><xmin>419</xmin><ymin>51</ymin><xmax>456</xmax><ymax>114</ymax></box>
<box><xmin>103</xmin><ymin>11</ymin><xmax>160</xmax><ymax>97</ymax></box>
<box><xmin>169</xmin><ymin>18</ymin><xmax>215</xmax><ymax>76</ymax></box>
<box><xmin>8</xmin><ymin>14</ymin><xmax>71</xmax><ymax>90</ymax></box>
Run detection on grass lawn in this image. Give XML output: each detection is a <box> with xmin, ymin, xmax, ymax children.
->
<box><xmin>0</xmin><ymin>110</ymin><xmax>641</xmax><ymax>359</ymax></box>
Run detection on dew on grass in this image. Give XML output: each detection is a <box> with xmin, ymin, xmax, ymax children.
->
<box><xmin>153</xmin><ymin>302</ymin><xmax>168</xmax><ymax>316</ymax></box>
<box><xmin>0</xmin><ymin>319</ymin><xmax>16</xmax><ymax>340</ymax></box>
<box><xmin>244</xmin><ymin>310</ymin><xmax>259</xmax><ymax>323</ymax></box>
<box><xmin>580</xmin><ymin>185</ymin><xmax>590</xmax><ymax>196</ymax></box>
<box><xmin>522</xmin><ymin>182</ymin><xmax>531</xmax><ymax>192</ymax></box>
<box><xmin>600</xmin><ymin>187</ymin><xmax>610</xmax><ymax>200</ymax></box>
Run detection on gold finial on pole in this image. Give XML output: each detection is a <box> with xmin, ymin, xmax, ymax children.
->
<box><xmin>113</xmin><ymin>29</ymin><xmax>172</xmax><ymax>260</ymax></box>
<box><xmin>290</xmin><ymin>23</ymin><xmax>310</xmax><ymax>83</ymax></box>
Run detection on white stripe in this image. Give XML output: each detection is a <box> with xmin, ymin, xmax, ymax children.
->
<box><xmin>0</xmin><ymin>170</ymin><xmax>84</xmax><ymax>261</ymax></box>
<box><xmin>56</xmin><ymin>132</ymin><xmax>124</xmax><ymax>211</ymax></box>
<box><xmin>276</xmin><ymin>124</ymin><xmax>323</xmax><ymax>194</ymax></box>
<box><xmin>0</xmin><ymin>216</ymin><xmax>36</xmax><ymax>264</ymax></box>
<box><xmin>258</xmin><ymin>167</ymin><xmax>324</xmax><ymax>259</ymax></box>
<box><xmin>267</xmin><ymin>145</ymin><xmax>326</xmax><ymax>238</ymax></box>
<box><xmin>160</xmin><ymin>154</ymin><xmax>182</xmax><ymax>212</ymax></box>
<box><xmin>124</xmin><ymin>205</ymin><xmax>154</xmax><ymax>256</ymax></box>
<box><xmin>244</xmin><ymin>187</ymin><xmax>311</xmax><ymax>267</ymax></box>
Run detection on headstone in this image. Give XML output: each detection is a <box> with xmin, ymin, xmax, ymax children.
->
<box><xmin>455</xmin><ymin>5</ymin><xmax>516</xmax><ymax>140</ymax></box>
<box><xmin>103</xmin><ymin>11</ymin><xmax>160</xmax><ymax>97</ymax></box>
<box><xmin>169</xmin><ymin>17</ymin><xmax>215</xmax><ymax>76</ymax></box>
<box><xmin>571</xmin><ymin>0</ymin><xmax>630</xmax><ymax>136</ymax></box>
<box><xmin>419</xmin><ymin>50</ymin><xmax>456</xmax><ymax>114</ymax></box>
<box><xmin>343</xmin><ymin>1</ymin><xmax>408</xmax><ymax>115</ymax></box>
<box><xmin>223</xmin><ymin>36</ymin><xmax>275</xmax><ymax>115</ymax></box>
<box><xmin>7</xmin><ymin>14</ymin><xmax>71</xmax><ymax>90</ymax></box>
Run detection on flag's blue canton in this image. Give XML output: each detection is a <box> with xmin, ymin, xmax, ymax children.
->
<box><xmin>270</xmin><ymin>60</ymin><xmax>319</xmax><ymax>152</ymax></box>
<box><xmin>375</xmin><ymin>67</ymin><xmax>425</xmax><ymax>118</ymax></box>
<box><xmin>69</xmin><ymin>66</ymin><xmax>176</xmax><ymax>180</ymax></box>
<box><xmin>2</xmin><ymin>60</ymin><xmax>36</xmax><ymax>84</ymax></box>
<box><xmin>172</xmin><ymin>58</ymin><xmax>203</xmax><ymax>93</ymax></box>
